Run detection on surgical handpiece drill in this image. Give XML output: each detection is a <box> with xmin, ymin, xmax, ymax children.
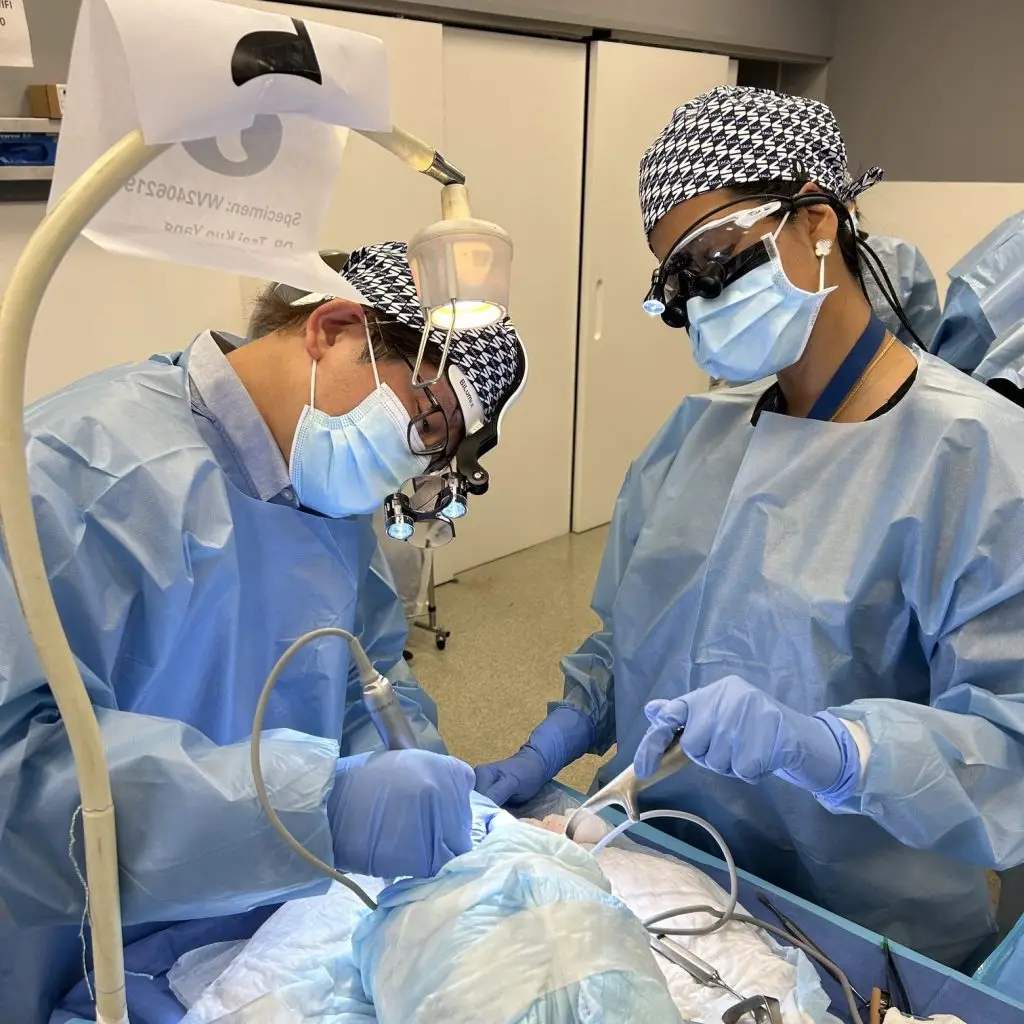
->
<box><xmin>249</xmin><ymin>626</ymin><xmax>422</xmax><ymax>911</ymax></box>
<box><xmin>357</xmin><ymin>649</ymin><xmax>421</xmax><ymax>750</ymax></box>
<box><xmin>255</xmin><ymin>625</ymin><xmax>421</xmax><ymax>751</ymax></box>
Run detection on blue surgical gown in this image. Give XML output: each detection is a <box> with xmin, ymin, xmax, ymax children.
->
<box><xmin>555</xmin><ymin>349</ymin><xmax>1024</xmax><ymax>968</ymax></box>
<box><xmin>931</xmin><ymin>210</ymin><xmax>1024</xmax><ymax>373</ymax></box>
<box><xmin>976</xmin><ymin>320</ymin><xmax>1024</xmax><ymax>390</ymax></box>
<box><xmin>0</xmin><ymin>341</ymin><xmax>443</xmax><ymax>1024</ymax></box>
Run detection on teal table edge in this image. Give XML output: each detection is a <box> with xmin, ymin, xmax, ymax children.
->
<box><xmin>553</xmin><ymin>781</ymin><xmax>1024</xmax><ymax>1019</ymax></box>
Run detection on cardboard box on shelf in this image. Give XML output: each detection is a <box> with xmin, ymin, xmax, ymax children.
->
<box><xmin>26</xmin><ymin>85</ymin><xmax>66</xmax><ymax>120</ymax></box>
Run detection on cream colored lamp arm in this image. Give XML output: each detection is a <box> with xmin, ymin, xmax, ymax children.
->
<box><xmin>356</xmin><ymin>125</ymin><xmax>466</xmax><ymax>186</ymax></box>
<box><xmin>0</xmin><ymin>128</ymin><xmax>168</xmax><ymax>1024</ymax></box>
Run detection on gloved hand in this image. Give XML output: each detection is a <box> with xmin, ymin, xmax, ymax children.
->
<box><xmin>474</xmin><ymin>706</ymin><xmax>595</xmax><ymax>807</ymax></box>
<box><xmin>469</xmin><ymin>790</ymin><xmax>515</xmax><ymax>845</ymax></box>
<box><xmin>328</xmin><ymin>749</ymin><xmax>474</xmax><ymax>879</ymax></box>
<box><xmin>634</xmin><ymin>676</ymin><xmax>860</xmax><ymax>803</ymax></box>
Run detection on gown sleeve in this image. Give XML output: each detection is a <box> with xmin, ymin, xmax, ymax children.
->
<box><xmin>0</xmin><ymin>545</ymin><xmax>339</xmax><ymax>928</ymax></box>
<box><xmin>828</xmin><ymin>420</ymin><xmax>1024</xmax><ymax>871</ymax></box>
<box><xmin>555</xmin><ymin>463</ymin><xmax>648</xmax><ymax>755</ymax></box>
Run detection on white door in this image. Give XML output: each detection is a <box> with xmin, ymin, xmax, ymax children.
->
<box><xmin>572</xmin><ymin>42</ymin><xmax>734</xmax><ymax>533</ymax></box>
<box><xmin>435</xmin><ymin>28</ymin><xmax>586</xmax><ymax>578</ymax></box>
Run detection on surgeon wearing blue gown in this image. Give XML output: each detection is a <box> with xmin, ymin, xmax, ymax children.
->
<box><xmin>477</xmin><ymin>87</ymin><xmax>1024</xmax><ymax>968</ymax></box>
<box><xmin>930</xmin><ymin>209</ymin><xmax>1024</xmax><ymax>376</ymax></box>
<box><xmin>0</xmin><ymin>242</ymin><xmax>525</xmax><ymax>1024</ymax></box>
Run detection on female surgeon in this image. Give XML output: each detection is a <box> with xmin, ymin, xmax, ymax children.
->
<box><xmin>0</xmin><ymin>241</ymin><xmax>525</xmax><ymax>1024</ymax></box>
<box><xmin>476</xmin><ymin>86</ymin><xmax>1024</xmax><ymax>968</ymax></box>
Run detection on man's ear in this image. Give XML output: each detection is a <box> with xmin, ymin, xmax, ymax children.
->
<box><xmin>303</xmin><ymin>299</ymin><xmax>367</xmax><ymax>361</ymax></box>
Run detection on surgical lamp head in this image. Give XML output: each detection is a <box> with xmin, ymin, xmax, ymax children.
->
<box><xmin>354</xmin><ymin>127</ymin><xmax>513</xmax><ymax>334</ymax></box>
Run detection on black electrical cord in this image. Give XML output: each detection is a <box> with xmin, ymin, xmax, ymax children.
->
<box><xmin>855</xmin><ymin>235</ymin><xmax>926</xmax><ymax>348</ymax></box>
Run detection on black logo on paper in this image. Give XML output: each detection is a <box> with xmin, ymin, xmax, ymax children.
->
<box><xmin>230</xmin><ymin>18</ymin><xmax>323</xmax><ymax>87</ymax></box>
<box><xmin>185</xmin><ymin>18</ymin><xmax>322</xmax><ymax>178</ymax></box>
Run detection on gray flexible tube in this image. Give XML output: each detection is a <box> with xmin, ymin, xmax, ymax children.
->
<box><xmin>250</xmin><ymin>627</ymin><xmax>379</xmax><ymax>910</ymax></box>
<box><xmin>590</xmin><ymin>809</ymin><xmax>864</xmax><ymax>1024</ymax></box>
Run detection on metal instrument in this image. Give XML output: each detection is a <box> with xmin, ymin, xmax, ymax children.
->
<box><xmin>649</xmin><ymin>934</ymin><xmax>743</xmax><ymax>1001</ymax></box>
<box><xmin>721</xmin><ymin>995</ymin><xmax>784</xmax><ymax>1024</ymax></box>
<box><xmin>564</xmin><ymin>728</ymin><xmax>688</xmax><ymax>841</ymax></box>
<box><xmin>362</xmin><ymin>672</ymin><xmax>420</xmax><ymax>750</ymax></box>
<box><xmin>757</xmin><ymin>893</ymin><xmax>869</xmax><ymax>1008</ymax></box>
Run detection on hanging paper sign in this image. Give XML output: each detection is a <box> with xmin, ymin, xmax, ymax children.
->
<box><xmin>49</xmin><ymin>0</ymin><xmax>392</xmax><ymax>297</ymax></box>
<box><xmin>0</xmin><ymin>0</ymin><xmax>33</xmax><ymax>68</ymax></box>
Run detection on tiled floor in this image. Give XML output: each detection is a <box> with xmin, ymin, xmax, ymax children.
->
<box><xmin>406</xmin><ymin>526</ymin><xmax>615</xmax><ymax>794</ymax></box>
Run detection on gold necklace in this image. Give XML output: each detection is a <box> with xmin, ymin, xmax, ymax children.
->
<box><xmin>830</xmin><ymin>333</ymin><xmax>897</xmax><ymax>422</ymax></box>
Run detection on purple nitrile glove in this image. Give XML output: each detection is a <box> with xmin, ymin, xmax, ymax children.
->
<box><xmin>328</xmin><ymin>748</ymin><xmax>474</xmax><ymax>879</ymax></box>
<box><xmin>634</xmin><ymin>675</ymin><xmax>860</xmax><ymax>803</ymax></box>
<box><xmin>474</xmin><ymin>706</ymin><xmax>595</xmax><ymax>807</ymax></box>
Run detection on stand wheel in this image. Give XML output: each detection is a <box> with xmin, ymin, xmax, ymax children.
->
<box><xmin>435</xmin><ymin>633</ymin><xmax>449</xmax><ymax>650</ymax></box>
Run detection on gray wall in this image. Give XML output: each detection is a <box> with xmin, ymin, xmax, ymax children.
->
<box><xmin>0</xmin><ymin>0</ymin><xmax>837</xmax><ymax>116</ymax></box>
<box><xmin>325</xmin><ymin>0</ymin><xmax>837</xmax><ymax>60</ymax></box>
<box><xmin>827</xmin><ymin>0</ymin><xmax>1024</xmax><ymax>182</ymax></box>
<box><xmin>0</xmin><ymin>0</ymin><xmax>77</xmax><ymax>115</ymax></box>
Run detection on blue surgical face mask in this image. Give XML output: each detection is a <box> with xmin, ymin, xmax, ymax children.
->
<box><xmin>686</xmin><ymin>229</ymin><xmax>836</xmax><ymax>382</ymax></box>
<box><xmin>289</xmin><ymin>324</ymin><xmax>430</xmax><ymax>517</ymax></box>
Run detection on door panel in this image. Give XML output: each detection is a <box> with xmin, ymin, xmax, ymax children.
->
<box><xmin>572</xmin><ymin>42</ymin><xmax>733</xmax><ymax>532</ymax></box>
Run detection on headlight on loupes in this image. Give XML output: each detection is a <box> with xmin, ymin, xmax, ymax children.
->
<box><xmin>383</xmin><ymin>474</ymin><xmax>468</xmax><ymax>547</ymax></box>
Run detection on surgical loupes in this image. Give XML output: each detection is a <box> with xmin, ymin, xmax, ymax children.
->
<box><xmin>564</xmin><ymin>728</ymin><xmax>688</xmax><ymax>841</ymax></box>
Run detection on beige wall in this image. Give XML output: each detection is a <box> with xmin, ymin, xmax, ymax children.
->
<box><xmin>859</xmin><ymin>182</ymin><xmax>1024</xmax><ymax>300</ymax></box>
<box><xmin>572</xmin><ymin>42</ymin><xmax>734</xmax><ymax>533</ymax></box>
<box><xmin>2</xmin><ymin>209</ymin><xmax>246</xmax><ymax>403</ymax></box>
<box><xmin>434</xmin><ymin>28</ymin><xmax>585</xmax><ymax>576</ymax></box>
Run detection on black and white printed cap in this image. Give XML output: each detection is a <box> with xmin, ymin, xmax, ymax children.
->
<box><xmin>639</xmin><ymin>86</ymin><xmax>885</xmax><ymax>237</ymax></box>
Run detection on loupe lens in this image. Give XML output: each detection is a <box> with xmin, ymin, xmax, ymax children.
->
<box><xmin>441</xmin><ymin>499</ymin><xmax>467</xmax><ymax>520</ymax></box>
<box><xmin>386</xmin><ymin>519</ymin><xmax>415</xmax><ymax>541</ymax></box>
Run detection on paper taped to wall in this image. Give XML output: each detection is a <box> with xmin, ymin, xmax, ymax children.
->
<box><xmin>49</xmin><ymin>0</ymin><xmax>392</xmax><ymax>295</ymax></box>
<box><xmin>0</xmin><ymin>0</ymin><xmax>33</xmax><ymax>68</ymax></box>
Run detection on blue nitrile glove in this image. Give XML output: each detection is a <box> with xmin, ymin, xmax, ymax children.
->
<box><xmin>469</xmin><ymin>790</ymin><xmax>515</xmax><ymax>845</ymax></box>
<box><xmin>328</xmin><ymin>749</ymin><xmax>474</xmax><ymax>878</ymax></box>
<box><xmin>634</xmin><ymin>676</ymin><xmax>860</xmax><ymax>804</ymax></box>
<box><xmin>474</xmin><ymin>706</ymin><xmax>595</xmax><ymax>807</ymax></box>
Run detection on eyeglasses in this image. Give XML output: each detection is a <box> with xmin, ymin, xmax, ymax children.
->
<box><xmin>400</xmin><ymin>353</ymin><xmax>463</xmax><ymax>472</ymax></box>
